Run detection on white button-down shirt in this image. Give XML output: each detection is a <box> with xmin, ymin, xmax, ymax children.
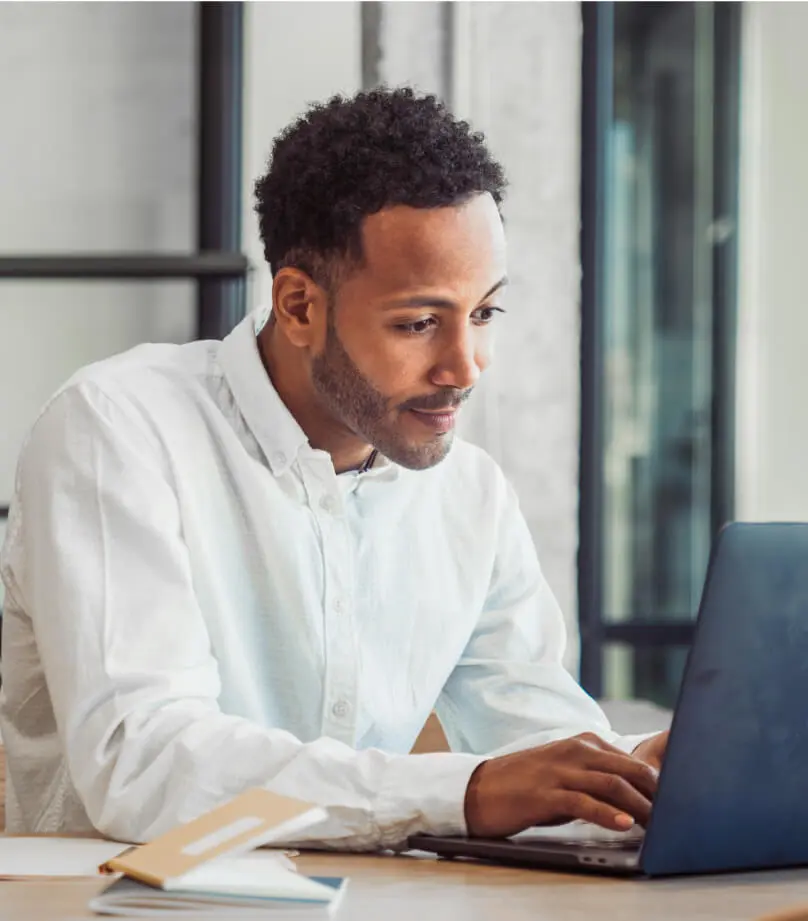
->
<box><xmin>0</xmin><ymin>309</ymin><xmax>644</xmax><ymax>846</ymax></box>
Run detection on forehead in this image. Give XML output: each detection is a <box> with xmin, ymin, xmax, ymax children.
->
<box><xmin>353</xmin><ymin>194</ymin><xmax>507</xmax><ymax>296</ymax></box>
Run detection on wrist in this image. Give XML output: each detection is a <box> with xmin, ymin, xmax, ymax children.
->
<box><xmin>463</xmin><ymin>760</ymin><xmax>488</xmax><ymax>837</ymax></box>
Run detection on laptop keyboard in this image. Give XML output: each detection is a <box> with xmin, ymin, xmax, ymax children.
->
<box><xmin>512</xmin><ymin>822</ymin><xmax>645</xmax><ymax>851</ymax></box>
<box><xmin>551</xmin><ymin>838</ymin><xmax>642</xmax><ymax>850</ymax></box>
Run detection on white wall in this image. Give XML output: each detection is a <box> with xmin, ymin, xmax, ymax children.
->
<box><xmin>378</xmin><ymin>2</ymin><xmax>448</xmax><ymax>97</ymax></box>
<box><xmin>736</xmin><ymin>2</ymin><xmax>808</xmax><ymax>521</ymax></box>
<box><xmin>0</xmin><ymin>2</ymin><xmax>197</xmax><ymax>507</ymax></box>
<box><xmin>241</xmin><ymin>1</ymin><xmax>361</xmax><ymax>311</ymax></box>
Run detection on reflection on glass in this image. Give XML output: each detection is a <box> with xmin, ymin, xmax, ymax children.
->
<box><xmin>604</xmin><ymin>643</ymin><xmax>689</xmax><ymax>710</ymax></box>
<box><xmin>603</xmin><ymin>3</ymin><xmax>716</xmax><ymax>625</ymax></box>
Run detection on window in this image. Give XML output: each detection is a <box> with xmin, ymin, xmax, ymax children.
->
<box><xmin>579</xmin><ymin>2</ymin><xmax>741</xmax><ymax>707</ymax></box>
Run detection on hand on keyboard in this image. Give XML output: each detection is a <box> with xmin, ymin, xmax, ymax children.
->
<box><xmin>464</xmin><ymin>732</ymin><xmax>659</xmax><ymax>839</ymax></box>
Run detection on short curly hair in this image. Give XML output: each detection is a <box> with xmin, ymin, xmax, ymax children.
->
<box><xmin>254</xmin><ymin>87</ymin><xmax>507</xmax><ymax>285</ymax></box>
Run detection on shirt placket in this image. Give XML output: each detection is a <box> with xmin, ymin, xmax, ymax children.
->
<box><xmin>299</xmin><ymin>456</ymin><xmax>359</xmax><ymax>745</ymax></box>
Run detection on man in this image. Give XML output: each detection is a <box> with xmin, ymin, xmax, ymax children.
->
<box><xmin>0</xmin><ymin>88</ymin><xmax>666</xmax><ymax>846</ymax></box>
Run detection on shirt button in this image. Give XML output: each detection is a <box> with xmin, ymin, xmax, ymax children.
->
<box><xmin>331</xmin><ymin>700</ymin><xmax>350</xmax><ymax>719</ymax></box>
<box><xmin>319</xmin><ymin>494</ymin><xmax>337</xmax><ymax>514</ymax></box>
<box><xmin>334</xmin><ymin>598</ymin><xmax>345</xmax><ymax>613</ymax></box>
<box><xmin>272</xmin><ymin>451</ymin><xmax>286</xmax><ymax>468</ymax></box>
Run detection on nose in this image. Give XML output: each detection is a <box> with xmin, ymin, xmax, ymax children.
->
<box><xmin>430</xmin><ymin>328</ymin><xmax>489</xmax><ymax>391</ymax></box>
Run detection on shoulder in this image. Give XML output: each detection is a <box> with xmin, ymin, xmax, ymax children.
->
<box><xmin>64</xmin><ymin>339</ymin><xmax>216</xmax><ymax>407</ymax></box>
<box><xmin>34</xmin><ymin>339</ymin><xmax>215</xmax><ymax>423</ymax></box>
<box><xmin>19</xmin><ymin>340</ymin><xmax>216</xmax><ymax>467</ymax></box>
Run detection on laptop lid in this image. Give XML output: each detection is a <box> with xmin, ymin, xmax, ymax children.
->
<box><xmin>640</xmin><ymin>522</ymin><xmax>808</xmax><ymax>876</ymax></box>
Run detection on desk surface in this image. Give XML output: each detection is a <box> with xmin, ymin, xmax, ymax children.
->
<box><xmin>3</xmin><ymin>850</ymin><xmax>808</xmax><ymax>921</ymax></box>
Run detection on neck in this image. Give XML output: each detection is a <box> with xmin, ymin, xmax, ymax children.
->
<box><xmin>258</xmin><ymin>325</ymin><xmax>374</xmax><ymax>474</ymax></box>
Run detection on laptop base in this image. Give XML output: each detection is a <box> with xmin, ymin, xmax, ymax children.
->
<box><xmin>408</xmin><ymin>834</ymin><xmax>642</xmax><ymax>876</ymax></box>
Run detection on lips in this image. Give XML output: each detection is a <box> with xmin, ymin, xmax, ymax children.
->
<box><xmin>408</xmin><ymin>408</ymin><xmax>457</xmax><ymax>433</ymax></box>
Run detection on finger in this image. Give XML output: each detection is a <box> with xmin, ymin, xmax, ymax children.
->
<box><xmin>574</xmin><ymin>732</ymin><xmax>635</xmax><ymax>756</ymax></box>
<box><xmin>565</xmin><ymin>770</ymin><xmax>653</xmax><ymax>827</ymax></box>
<box><xmin>575</xmin><ymin>747</ymin><xmax>659</xmax><ymax>800</ymax></box>
<box><xmin>636</xmin><ymin>732</ymin><xmax>668</xmax><ymax>771</ymax></box>
<box><xmin>552</xmin><ymin>790</ymin><xmax>637</xmax><ymax>832</ymax></box>
<box><xmin>576</xmin><ymin>732</ymin><xmax>661</xmax><ymax>770</ymax></box>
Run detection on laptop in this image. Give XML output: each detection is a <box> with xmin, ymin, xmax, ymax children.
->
<box><xmin>409</xmin><ymin>522</ymin><xmax>808</xmax><ymax>877</ymax></box>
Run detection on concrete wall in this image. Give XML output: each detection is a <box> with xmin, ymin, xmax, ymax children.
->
<box><xmin>462</xmin><ymin>3</ymin><xmax>583</xmax><ymax>670</ymax></box>
<box><xmin>735</xmin><ymin>2</ymin><xmax>808</xmax><ymax>523</ymax></box>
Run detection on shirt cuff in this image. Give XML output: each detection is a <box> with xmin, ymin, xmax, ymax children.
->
<box><xmin>375</xmin><ymin>751</ymin><xmax>487</xmax><ymax>849</ymax></box>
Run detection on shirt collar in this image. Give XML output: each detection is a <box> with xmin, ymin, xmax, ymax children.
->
<box><xmin>219</xmin><ymin>307</ymin><xmax>401</xmax><ymax>484</ymax></box>
<box><xmin>218</xmin><ymin>307</ymin><xmax>308</xmax><ymax>476</ymax></box>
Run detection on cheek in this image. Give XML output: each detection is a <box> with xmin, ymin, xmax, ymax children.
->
<box><xmin>364</xmin><ymin>337</ymin><xmax>433</xmax><ymax>394</ymax></box>
<box><xmin>474</xmin><ymin>331</ymin><xmax>495</xmax><ymax>370</ymax></box>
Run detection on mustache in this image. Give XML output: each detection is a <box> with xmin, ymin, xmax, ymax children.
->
<box><xmin>399</xmin><ymin>388</ymin><xmax>473</xmax><ymax>412</ymax></box>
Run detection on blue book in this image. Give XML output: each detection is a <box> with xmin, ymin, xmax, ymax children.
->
<box><xmin>89</xmin><ymin>869</ymin><xmax>349</xmax><ymax>916</ymax></box>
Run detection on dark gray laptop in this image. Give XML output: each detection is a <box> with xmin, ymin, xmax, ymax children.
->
<box><xmin>409</xmin><ymin>522</ymin><xmax>808</xmax><ymax>877</ymax></box>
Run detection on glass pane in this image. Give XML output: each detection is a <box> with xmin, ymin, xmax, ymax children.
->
<box><xmin>0</xmin><ymin>3</ymin><xmax>195</xmax><ymax>254</ymax></box>
<box><xmin>0</xmin><ymin>281</ymin><xmax>195</xmax><ymax>504</ymax></box>
<box><xmin>602</xmin><ymin>3</ymin><xmax>716</xmax><ymax>623</ymax></box>
<box><xmin>603</xmin><ymin>642</ymin><xmax>689</xmax><ymax>710</ymax></box>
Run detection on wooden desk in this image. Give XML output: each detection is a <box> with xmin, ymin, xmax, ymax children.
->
<box><xmin>3</xmin><ymin>850</ymin><xmax>808</xmax><ymax>921</ymax></box>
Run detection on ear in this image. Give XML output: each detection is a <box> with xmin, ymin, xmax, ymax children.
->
<box><xmin>271</xmin><ymin>267</ymin><xmax>328</xmax><ymax>349</ymax></box>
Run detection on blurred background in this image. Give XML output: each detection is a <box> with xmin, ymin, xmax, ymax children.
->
<box><xmin>0</xmin><ymin>1</ymin><xmax>803</xmax><ymax>710</ymax></box>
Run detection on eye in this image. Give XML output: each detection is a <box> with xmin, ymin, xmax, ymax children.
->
<box><xmin>473</xmin><ymin>306</ymin><xmax>505</xmax><ymax>325</ymax></box>
<box><xmin>396</xmin><ymin>317</ymin><xmax>438</xmax><ymax>335</ymax></box>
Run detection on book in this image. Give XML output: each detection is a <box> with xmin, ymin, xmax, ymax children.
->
<box><xmin>89</xmin><ymin>787</ymin><xmax>346</xmax><ymax>916</ymax></box>
<box><xmin>90</xmin><ymin>867</ymin><xmax>347</xmax><ymax>917</ymax></box>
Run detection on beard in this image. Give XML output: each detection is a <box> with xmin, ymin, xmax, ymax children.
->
<box><xmin>310</xmin><ymin>313</ymin><xmax>471</xmax><ymax>470</ymax></box>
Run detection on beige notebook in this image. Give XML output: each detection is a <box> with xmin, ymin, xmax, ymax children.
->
<box><xmin>91</xmin><ymin>788</ymin><xmax>345</xmax><ymax>916</ymax></box>
<box><xmin>100</xmin><ymin>787</ymin><xmax>325</xmax><ymax>888</ymax></box>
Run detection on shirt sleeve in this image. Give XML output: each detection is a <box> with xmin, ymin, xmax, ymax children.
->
<box><xmin>8</xmin><ymin>382</ymin><xmax>483</xmax><ymax>848</ymax></box>
<box><xmin>435</xmin><ymin>475</ymin><xmax>652</xmax><ymax>758</ymax></box>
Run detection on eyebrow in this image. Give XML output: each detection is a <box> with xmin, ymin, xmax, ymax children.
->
<box><xmin>384</xmin><ymin>276</ymin><xmax>509</xmax><ymax>310</ymax></box>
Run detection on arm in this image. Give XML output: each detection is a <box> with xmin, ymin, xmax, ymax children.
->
<box><xmin>434</xmin><ymin>476</ymin><xmax>661</xmax><ymax>836</ymax></box>
<box><xmin>7</xmin><ymin>383</ymin><xmax>482</xmax><ymax>847</ymax></box>
<box><xmin>436</xmin><ymin>477</ymin><xmax>650</xmax><ymax>757</ymax></box>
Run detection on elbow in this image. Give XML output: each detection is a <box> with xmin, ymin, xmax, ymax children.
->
<box><xmin>78</xmin><ymin>763</ymin><xmax>166</xmax><ymax>844</ymax></box>
<box><xmin>70</xmin><ymin>727</ymin><xmax>180</xmax><ymax>843</ymax></box>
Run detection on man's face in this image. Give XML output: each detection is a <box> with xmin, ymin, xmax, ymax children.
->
<box><xmin>309</xmin><ymin>193</ymin><xmax>507</xmax><ymax>470</ymax></box>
